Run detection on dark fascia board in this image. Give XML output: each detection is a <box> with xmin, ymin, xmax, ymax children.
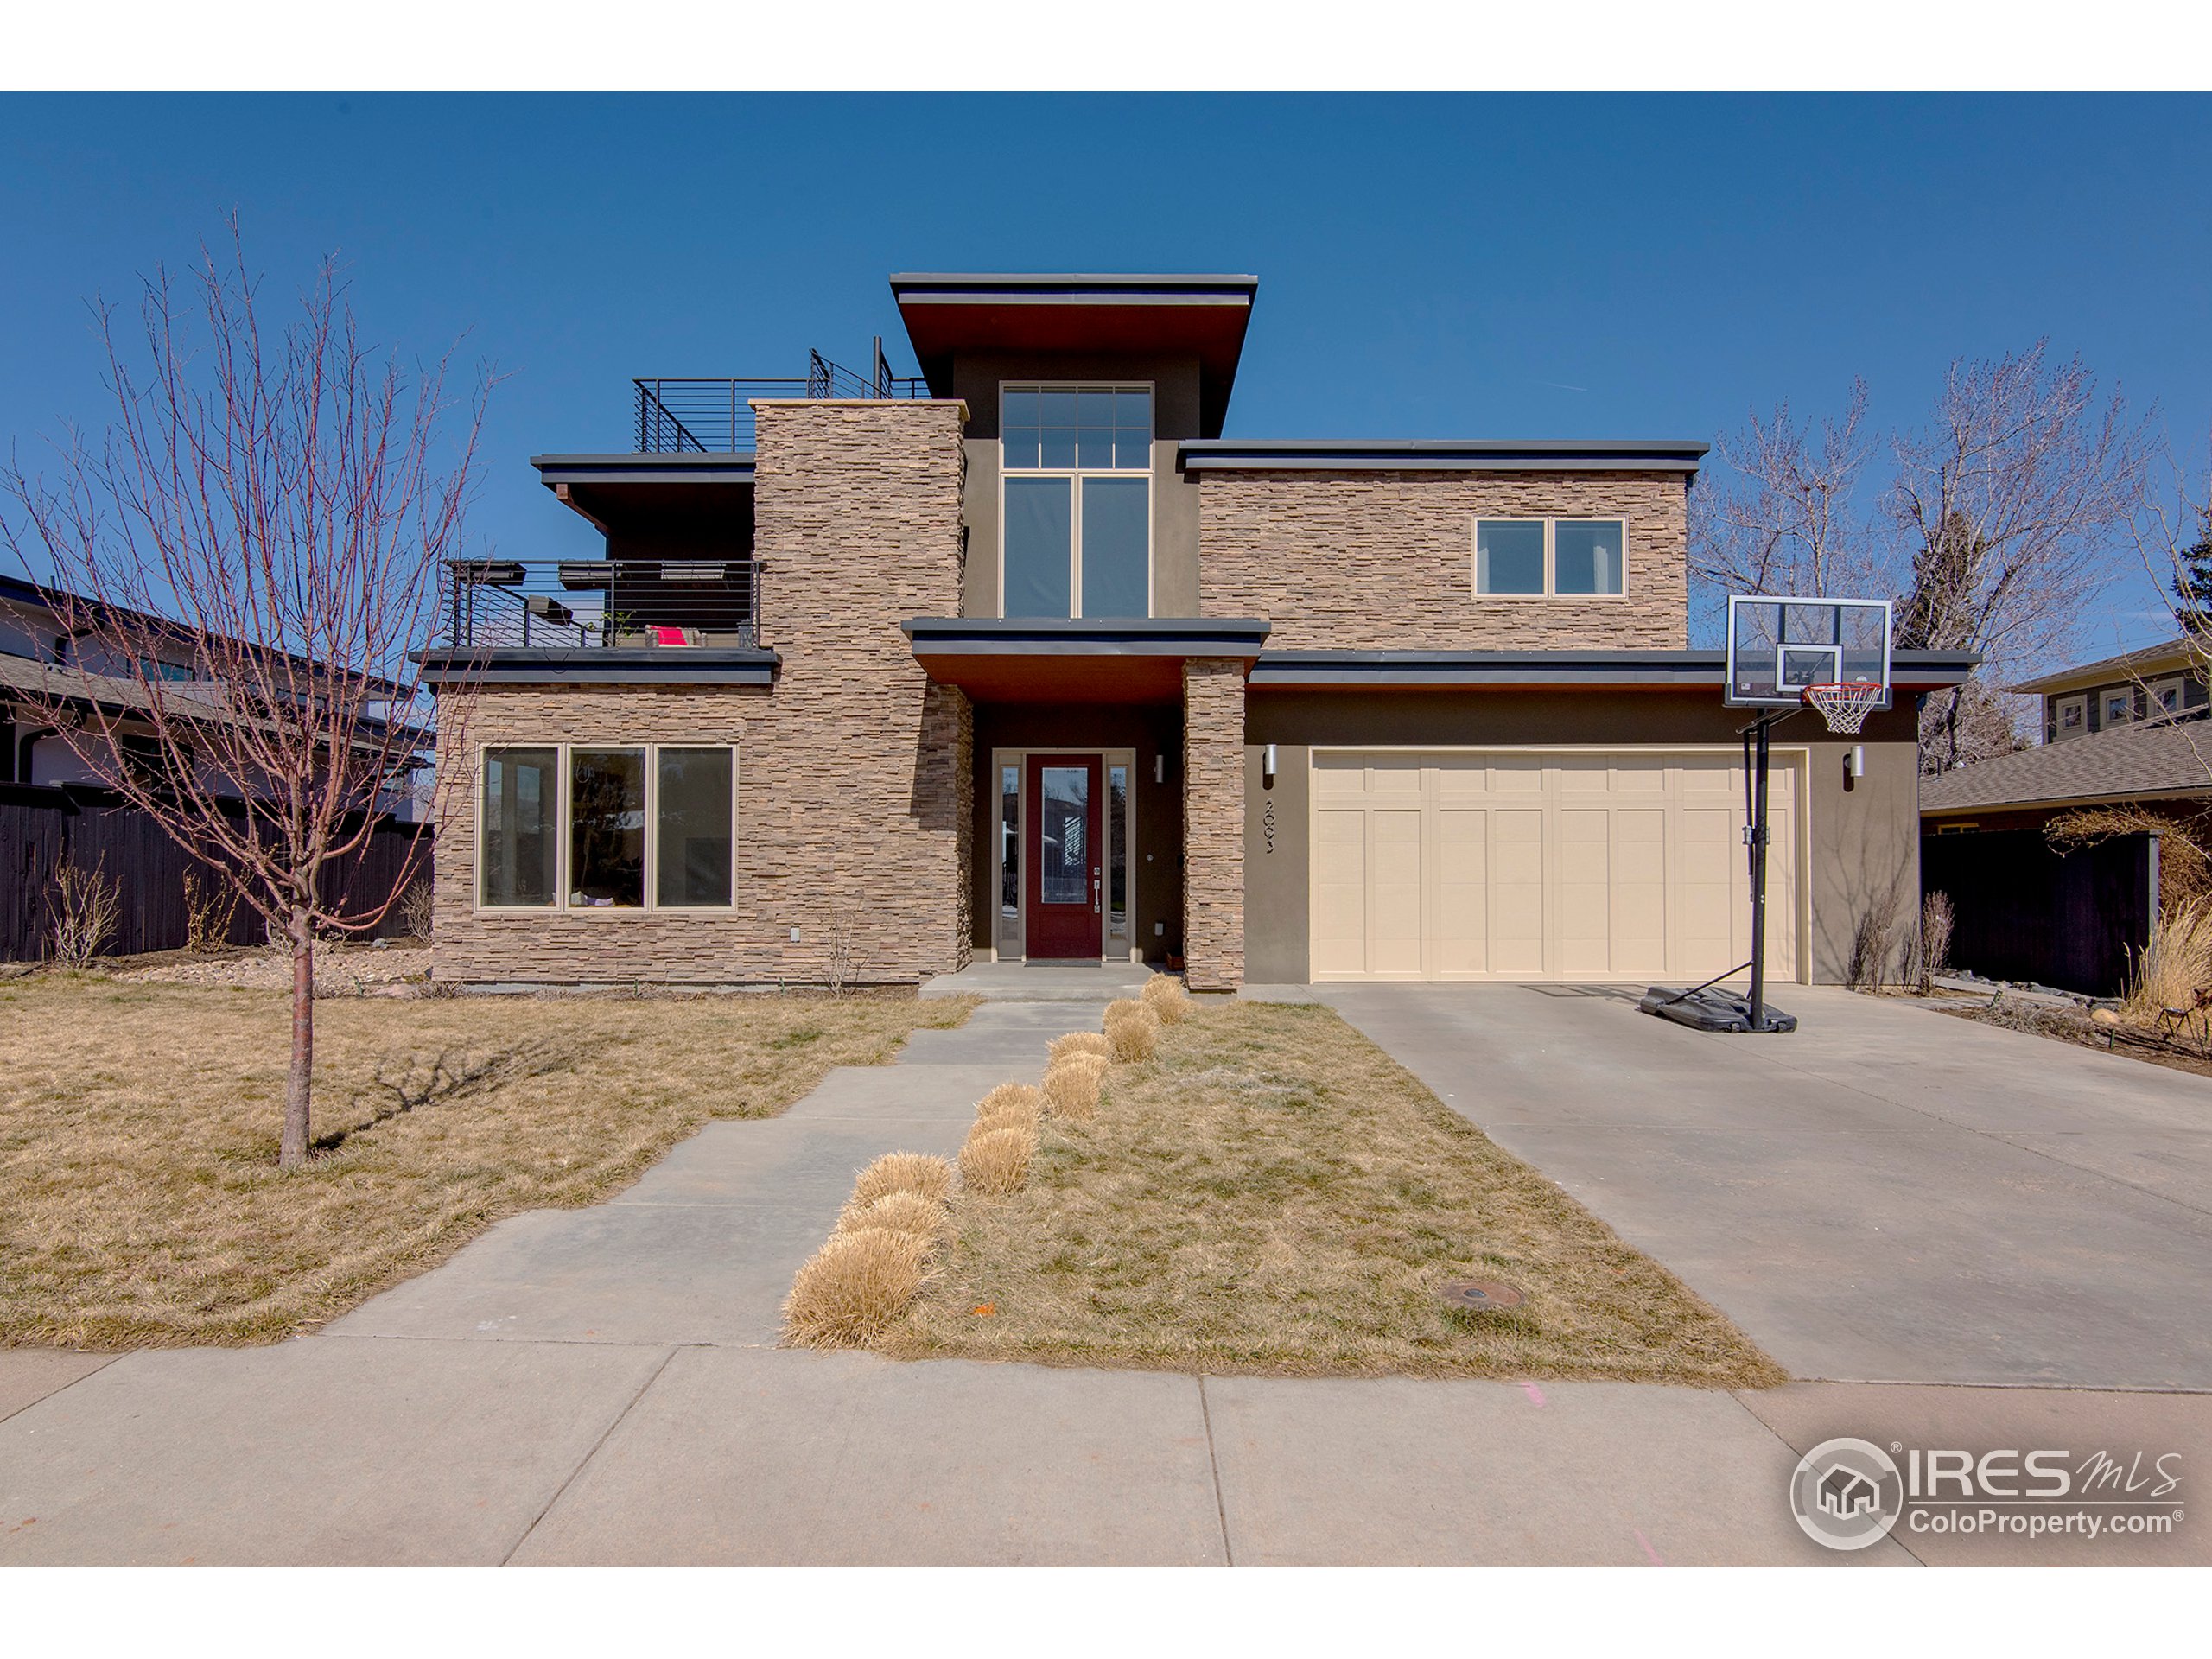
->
<box><xmin>1251</xmin><ymin>647</ymin><xmax>1978</xmax><ymax>689</ymax></box>
<box><xmin>1179</xmin><ymin>439</ymin><xmax>1709</xmax><ymax>475</ymax></box>
<box><xmin>530</xmin><ymin>454</ymin><xmax>756</xmax><ymax>487</ymax></box>
<box><xmin>889</xmin><ymin>272</ymin><xmax>1258</xmax><ymax>305</ymax></box>
<box><xmin>902</xmin><ymin>617</ymin><xmax>1271</xmax><ymax>658</ymax></box>
<box><xmin>412</xmin><ymin>647</ymin><xmax>778</xmax><ymax>688</ymax></box>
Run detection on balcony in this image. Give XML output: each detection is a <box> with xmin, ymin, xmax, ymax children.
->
<box><xmin>438</xmin><ymin>557</ymin><xmax>762</xmax><ymax>650</ymax></box>
<box><xmin>633</xmin><ymin>349</ymin><xmax>926</xmax><ymax>454</ymax></box>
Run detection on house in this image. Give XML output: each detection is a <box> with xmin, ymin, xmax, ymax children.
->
<box><xmin>1919</xmin><ymin>637</ymin><xmax>2210</xmax><ymax>995</ymax></box>
<box><xmin>413</xmin><ymin>271</ymin><xmax>1974</xmax><ymax>992</ymax></box>
<box><xmin>1</xmin><ymin>571</ymin><xmax>428</xmax><ymax>960</ymax></box>
<box><xmin>2009</xmin><ymin>635</ymin><xmax>2209</xmax><ymax>745</ymax></box>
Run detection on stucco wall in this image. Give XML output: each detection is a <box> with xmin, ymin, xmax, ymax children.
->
<box><xmin>953</xmin><ymin>351</ymin><xmax>1204</xmax><ymax>620</ymax></box>
<box><xmin>1198</xmin><ymin>469</ymin><xmax>1691</xmax><ymax>650</ymax></box>
<box><xmin>430</xmin><ymin>399</ymin><xmax>973</xmax><ymax>985</ymax></box>
<box><xmin>1242</xmin><ymin>689</ymin><xmax>1922</xmax><ymax>986</ymax></box>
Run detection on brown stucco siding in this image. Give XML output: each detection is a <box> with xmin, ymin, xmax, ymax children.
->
<box><xmin>431</xmin><ymin>399</ymin><xmax>972</xmax><ymax>985</ymax></box>
<box><xmin>1182</xmin><ymin>658</ymin><xmax>1247</xmax><ymax>990</ymax></box>
<box><xmin>1197</xmin><ymin>469</ymin><xmax>1690</xmax><ymax>649</ymax></box>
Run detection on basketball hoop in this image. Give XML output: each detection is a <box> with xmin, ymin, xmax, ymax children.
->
<box><xmin>1803</xmin><ymin>681</ymin><xmax>1884</xmax><ymax>734</ymax></box>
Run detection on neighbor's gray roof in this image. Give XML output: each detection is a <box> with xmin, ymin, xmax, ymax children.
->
<box><xmin>1921</xmin><ymin>715</ymin><xmax>2212</xmax><ymax>814</ymax></box>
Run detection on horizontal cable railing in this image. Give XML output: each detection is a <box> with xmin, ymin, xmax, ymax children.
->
<box><xmin>633</xmin><ymin>347</ymin><xmax>929</xmax><ymax>453</ymax></box>
<box><xmin>436</xmin><ymin>558</ymin><xmax>762</xmax><ymax>650</ymax></box>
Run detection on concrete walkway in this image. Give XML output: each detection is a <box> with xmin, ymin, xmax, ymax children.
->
<box><xmin>3</xmin><ymin>985</ymin><xmax>2209</xmax><ymax>1565</ymax></box>
<box><xmin>1305</xmin><ymin>982</ymin><xmax>2212</xmax><ymax>1391</ymax></box>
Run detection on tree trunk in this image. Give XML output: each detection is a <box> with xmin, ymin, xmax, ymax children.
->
<box><xmin>278</xmin><ymin>904</ymin><xmax>315</xmax><ymax>1168</ymax></box>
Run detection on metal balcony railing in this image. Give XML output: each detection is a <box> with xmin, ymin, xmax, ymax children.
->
<box><xmin>438</xmin><ymin>558</ymin><xmax>762</xmax><ymax>650</ymax></box>
<box><xmin>632</xmin><ymin>346</ymin><xmax>928</xmax><ymax>453</ymax></box>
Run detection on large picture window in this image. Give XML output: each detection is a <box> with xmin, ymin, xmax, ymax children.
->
<box><xmin>477</xmin><ymin>743</ymin><xmax>736</xmax><ymax>912</ymax></box>
<box><xmin>1001</xmin><ymin>385</ymin><xmax>1152</xmax><ymax>619</ymax></box>
<box><xmin>1474</xmin><ymin>517</ymin><xmax>1628</xmax><ymax>598</ymax></box>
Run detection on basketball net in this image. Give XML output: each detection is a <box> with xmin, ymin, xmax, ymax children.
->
<box><xmin>1803</xmin><ymin>682</ymin><xmax>1883</xmax><ymax>734</ymax></box>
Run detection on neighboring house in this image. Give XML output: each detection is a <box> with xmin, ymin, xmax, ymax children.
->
<box><xmin>2010</xmin><ymin>635</ymin><xmax>2209</xmax><ymax>745</ymax></box>
<box><xmin>1920</xmin><ymin>639</ymin><xmax>2211</xmax><ymax>995</ymax></box>
<box><xmin>0</xmin><ymin>572</ymin><xmax>428</xmax><ymax>960</ymax></box>
<box><xmin>414</xmin><ymin>270</ymin><xmax>1974</xmax><ymax>992</ymax></box>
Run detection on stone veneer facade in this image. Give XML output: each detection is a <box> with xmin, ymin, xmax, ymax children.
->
<box><xmin>1181</xmin><ymin>657</ymin><xmax>1247</xmax><ymax>992</ymax></box>
<box><xmin>1196</xmin><ymin>468</ymin><xmax>1690</xmax><ymax>650</ymax></box>
<box><xmin>431</xmin><ymin>400</ymin><xmax>972</xmax><ymax>985</ymax></box>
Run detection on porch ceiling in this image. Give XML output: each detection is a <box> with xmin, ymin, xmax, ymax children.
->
<box><xmin>901</xmin><ymin>617</ymin><xmax>1270</xmax><ymax>704</ymax></box>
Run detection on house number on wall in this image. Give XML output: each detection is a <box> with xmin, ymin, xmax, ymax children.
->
<box><xmin>1263</xmin><ymin>798</ymin><xmax>1276</xmax><ymax>854</ymax></box>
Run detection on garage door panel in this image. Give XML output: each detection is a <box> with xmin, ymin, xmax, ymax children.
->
<box><xmin>1370</xmin><ymin>810</ymin><xmax>1424</xmax><ymax>976</ymax></box>
<box><xmin>1309</xmin><ymin>751</ymin><xmax>1805</xmax><ymax>984</ymax></box>
<box><xmin>1435</xmin><ymin>810</ymin><xmax>1488</xmax><ymax>975</ymax></box>
<box><xmin>1312</xmin><ymin>810</ymin><xmax>1367</xmax><ymax>976</ymax></box>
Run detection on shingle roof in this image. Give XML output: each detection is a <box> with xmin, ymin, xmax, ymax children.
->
<box><xmin>1921</xmin><ymin>715</ymin><xmax>2212</xmax><ymax>814</ymax></box>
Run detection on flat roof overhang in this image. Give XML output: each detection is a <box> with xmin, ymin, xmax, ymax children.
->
<box><xmin>531</xmin><ymin>453</ymin><xmax>755</xmax><ymax>533</ymax></box>
<box><xmin>1249</xmin><ymin>647</ymin><xmax>1979</xmax><ymax>690</ymax></box>
<box><xmin>889</xmin><ymin>273</ymin><xmax>1258</xmax><ymax>438</ymax></box>
<box><xmin>1180</xmin><ymin>439</ymin><xmax>1709</xmax><ymax>475</ymax></box>
<box><xmin>902</xmin><ymin>616</ymin><xmax>1271</xmax><ymax>702</ymax></box>
<box><xmin>413</xmin><ymin>646</ymin><xmax>778</xmax><ymax>689</ymax></box>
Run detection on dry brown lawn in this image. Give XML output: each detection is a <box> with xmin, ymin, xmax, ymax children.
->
<box><xmin>880</xmin><ymin>1001</ymin><xmax>1783</xmax><ymax>1387</ymax></box>
<box><xmin>0</xmin><ymin>975</ymin><xmax>973</xmax><ymax>1348</ymax></box>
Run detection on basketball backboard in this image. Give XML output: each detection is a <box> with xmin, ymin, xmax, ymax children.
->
<box><xmin>1725</xmin><ymin>596</ymin><xmax>1893</xmax><ymax>709</ymax></box>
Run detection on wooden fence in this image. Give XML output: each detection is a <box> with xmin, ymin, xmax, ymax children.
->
<box><xmin>1921</xmin><ymin>827</ymin><xmax>2159</xmax><ymax>998</ymax></box>
<box><xmin>1</xmin><ymin>783</ymin><xmax>430</xmax><ymax>963</ymax></box>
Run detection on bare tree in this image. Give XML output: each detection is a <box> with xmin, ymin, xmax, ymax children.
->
<box><xmin>1</xmin><ymin>229</ymin><xmax>486</xmax><ymax>1167</ymax></box>
<box><xmin>1891</xmin><ymin>341</ymin><xmax>2150</xmax><ymax>771</ymax></box>
<box><xmin>1689</xmin><ymin>380</ymin><xmax>1878</xmax><ymax>631</ymax></box>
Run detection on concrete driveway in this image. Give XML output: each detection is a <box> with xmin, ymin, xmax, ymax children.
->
<box><xmin>1308</xmin><ymin>982</ymin><xmax>2212</xmax><ymax>1391</ymax></box>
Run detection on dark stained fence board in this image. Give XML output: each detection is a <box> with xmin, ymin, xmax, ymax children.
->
<box><xmin>1921</xmin><ymin>827</ymin><xmax>2158</xmax><ymax>998</ymax></box>
<box><xmin>0</xmin><ymin>785</ymin><xmax>430</xmax><ymax>963</ymax></box>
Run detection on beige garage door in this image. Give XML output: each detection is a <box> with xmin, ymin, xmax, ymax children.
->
<box><xmin>1311</xmin><ymin>751</ymin><xmax>1801</xmax><ymax>982</ymax></box>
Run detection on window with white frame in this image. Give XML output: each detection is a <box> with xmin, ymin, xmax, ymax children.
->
<box><xmin>2102</xmin><ymin>689</ymin><xmax>2136</xmax><ymax>728</ymax></box>
<box><xmin>1001</xmin><ymin>385</ymin><xmax>1152</xmax><ymax>619</ymax></box>
<box><xmin>2054</xmin><ymin>696</ymin><xmax>2087</xmax><ymax>739</ymax></box>
<box><xmin>1474</xmin><ymin>517</ymin><xmax>1628</xmax><ymax>598</ymax></box>
<box><xmin>479</xmin><ymin>743</ymin><xmax>735</xmax><ymax>910</ymax></box>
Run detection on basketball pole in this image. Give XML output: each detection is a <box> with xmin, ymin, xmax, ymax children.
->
<box><xmin>1741</xmin><ymin>705</ymin><xmax>1802</xmax><ymax>1034</ymax></box>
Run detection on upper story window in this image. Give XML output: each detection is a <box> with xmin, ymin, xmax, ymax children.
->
<box><xmin>2053</xmin><ymin>695</ymin><xmax>2086</xmax><ymax>739</ymax></box>
<box><xmin>1001</xmin><ymin>385</ymin><xmax>1153</xmax><ymax>619</ymax></box>
<box><xmin>1474</xmin><ymin>518</ymin><xmax>1627</xmax><ymax>599</ymax></box>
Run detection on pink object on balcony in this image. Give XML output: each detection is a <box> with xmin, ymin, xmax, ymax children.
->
<box><xmin>651</xmin><ymin>626</ymin><xmax>693</xmax><ymax>646</ymax></box>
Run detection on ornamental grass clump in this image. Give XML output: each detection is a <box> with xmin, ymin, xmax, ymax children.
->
<box><xmin>849</xmin><ymin>1150</ymin><xmax>954</xmax><ymax>1208</ymax></box>
<box><xmin>783</xmin><ymin>1226</ymin><xmax>935</xmax><ymax>1347</ymax></box>
<box><xmin>836</xmin><ymin>1188</ymin><xmax>951</xmax><ymax>1244</ymax></box>
<box><xmin>2125</xmin><ymin>898</ymin><xmax>2212</xmax><ymax>1024</ymax></box>
<box><xmin>1104</xmin><ymin>1002</ymin><xmax>1160</xmax><ymax>1062</ymax></box>
<box><xmin>1041</xmin><ymin>1052</ymin><xmax>1105</xmax><ymax>1122</ymax></box>
<box><xmin>1140</xmin><ymin>975</ymin><xmax>1191</xmax><ymax>1025</ymax></box>
<box><xmin>960</xmin><ymin>1122</ymin><xmax>1036</xmax><ymax>1196</ymax></box>
<box><xmin>1047</xmin><ymin>1031</ymin><xmax>1111</xmax><ymax>1065</ymax></box>
<box><xmin>974</xmin><ymin>1081</ymin><xmax>1043</xmax><ymax>1132</ymax></box>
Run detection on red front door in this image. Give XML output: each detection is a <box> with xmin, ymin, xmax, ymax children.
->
<box><xmin>1025</xmin><ymin>753</ymin><xmax>1103</xmax><ymax>959</ymax></box>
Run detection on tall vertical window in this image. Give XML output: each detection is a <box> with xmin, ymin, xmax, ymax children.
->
<box><xmin>480</xmin><ymin>747</ymin><xmax>558</xmax><ymax>906</ymax></box>
<box><xmin>1001</xmin><ymin>385</ymin><xmax>1152</xmax><ymax>619</ymax></box>
<box><xmin>655</xmin><ymin>748</ymin><xmax>734</xmax><ymax>907</ymax></box>
<box><xmin>1107</xmin><ymin>763</ymin><xmax>1128</xmax><ymax>948</ymax></box>
<box><xmin>997</xmin><ymin>763</ymin><xmax>1022</xmax><ymax>955</ymax></box>
<box><xmin>569</xmin><ymin>749</ymin><xmax>646</xmax><ymax>907</ymax></box>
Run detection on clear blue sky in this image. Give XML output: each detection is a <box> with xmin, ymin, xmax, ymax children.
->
<box><xmin>3</xmin><ymin>92</ymin><xmax>2206</xmax><ymax>652</ymax></box>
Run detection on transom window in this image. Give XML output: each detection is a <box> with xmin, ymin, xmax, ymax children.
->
<box><xmin>479</xmin><ymin>743</ymin><xmax>735</xmax><ymax>911</ymax></box>
<box><xmin>1474</xmin><ymin>518</ymin><xmax>1629</xmax><ymax>598</ymax></box>
<box><xmin>1001</xmin><ymin>385</ymin><xmax>1153</xmax><ymax>620</ymax></box>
